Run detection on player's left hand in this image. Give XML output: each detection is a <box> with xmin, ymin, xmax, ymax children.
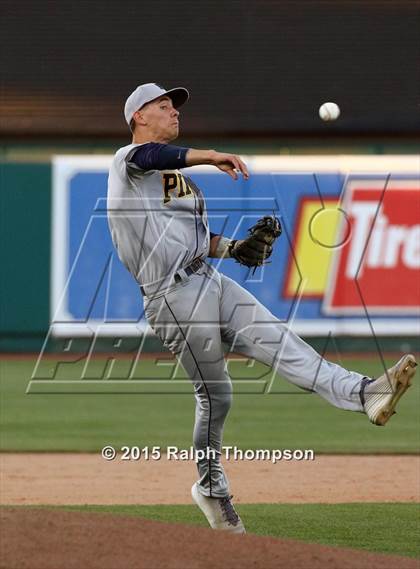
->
<box><xmin>229</xmin><ymin>215</ymin><xmax>282</xmax><ymax>269</ymax></box>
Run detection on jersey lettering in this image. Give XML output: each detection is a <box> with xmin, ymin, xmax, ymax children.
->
<box><xmin>162</xmin><ymin>172</ymin><xmax>193</xmax><ymax>203</ymax></box>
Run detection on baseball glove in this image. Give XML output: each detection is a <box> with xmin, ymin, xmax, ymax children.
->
<box><xmin>229</xmin><ymin>215</ymin><xmax>282</xmax><ymax>271</ymax></box>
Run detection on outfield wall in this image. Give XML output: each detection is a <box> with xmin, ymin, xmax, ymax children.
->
<box><xmin>0</xmin><ymin>163</ymin><xmax>51</xmax><ymax>349</ymax></box>
<box><xmin>1</xmin><ymin>154</ymin><xmax>419</xmax><ymax>352</ymax></box>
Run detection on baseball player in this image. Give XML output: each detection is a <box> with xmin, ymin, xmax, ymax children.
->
<box><xmin>107</xmin><ymin>83</ymin><xmax>417</xmax><ymax>534</ymax></box>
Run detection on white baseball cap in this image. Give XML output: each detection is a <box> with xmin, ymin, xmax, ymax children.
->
<box><xmin>124</xmin><ymin>83</ymin><xmax>189</xmax><ymax>126</ymax></box>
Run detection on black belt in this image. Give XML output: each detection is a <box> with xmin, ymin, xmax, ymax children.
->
<box><xmin>140</xmin><ymin>258</ymin><xmax>203</xmax><ymax>296</ymax></box>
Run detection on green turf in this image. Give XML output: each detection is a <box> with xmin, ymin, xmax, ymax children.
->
<box><xmin>53</xmin><ymin>503</ymin><xmax>420</xmax><ymax>559</ymax></box>
<box><xmin>1</xmin><ymin>357</ymin><xmax>419</xmax><ymax>452</ymax></box>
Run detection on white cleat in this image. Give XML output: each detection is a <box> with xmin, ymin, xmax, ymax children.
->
<box><xmin>363</xmin><ymin>354</ymin><xmax>417</xmax><ymax>426</ymax></box>
<box><xmin>191</xmin><ymin>483</ymin><xmax>246</xmax><ymax>534</ymax></box>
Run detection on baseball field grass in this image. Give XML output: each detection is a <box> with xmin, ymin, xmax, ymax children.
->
<box><xmin>1</xmin><ymin>357</ymin><xmax>419</xmax><ymax>452</ymax></box>
<box><xmin>1</xmin><ymin>355</ymin><xmax>419</xmax><ymax>562</ymax></box>
<box><xmin>50</xmin><ymin>503</ymin><xmax>420</xmax><ymax>558</ymax></box>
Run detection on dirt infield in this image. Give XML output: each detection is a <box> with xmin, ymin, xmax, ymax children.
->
<box><xmin>1</xmin><ymin>453</ymin><xmax>419</xmax><ymax>568</ymax></box>
<box><xmin>1</xmin><ymin>453</ymin><xmax>419</xmax><ymax>505</ymax></box>
<box><xmin>1</xmin><ymin>508</ymin><xmax>418</xmax><ymax>569</ymax></box>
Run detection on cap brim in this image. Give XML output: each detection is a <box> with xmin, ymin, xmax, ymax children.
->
<box><xmin>160</xmin><ymin>87</ymin><xmax>190</xmax><ymax>109</ymax></box>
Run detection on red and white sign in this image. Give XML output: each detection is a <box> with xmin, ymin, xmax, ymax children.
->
<box><xmin>324</xmin><ymin>179</ymin><xmax>420</xmax><ymax>314</ymax></box>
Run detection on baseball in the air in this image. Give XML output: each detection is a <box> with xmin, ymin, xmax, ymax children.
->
<box><xmin>319</xmin><ymin>102</ymin><xmax>341</xmax><ymax>121</ymax></box>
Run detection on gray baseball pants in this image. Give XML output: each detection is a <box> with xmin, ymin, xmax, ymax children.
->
<box><xmin>143</xmin><ymin>261</ymin><xmax>365</xmax><ymax>498</ymax></box>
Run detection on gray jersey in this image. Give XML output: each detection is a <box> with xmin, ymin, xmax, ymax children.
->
<box><xmin>107</xmin><ymin>143</ymin><xmax>210</xmax><ymax>293</ymax></box>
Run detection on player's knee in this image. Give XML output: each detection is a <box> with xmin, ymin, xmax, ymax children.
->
<box><xmin>212</xmin><ymin>390</ymin><xmax>232</xmax><ymax>419</ymax></box>
<box><xmin>194</xmin><ymin>380</ymin><xmax>232</xmax><ymax>419</ymax></box>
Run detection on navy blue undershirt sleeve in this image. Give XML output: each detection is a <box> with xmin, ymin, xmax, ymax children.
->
<box><xmin>130</xmin><ymin>143</ymin><xmax>189</xmax><ymax>171</ymax></box>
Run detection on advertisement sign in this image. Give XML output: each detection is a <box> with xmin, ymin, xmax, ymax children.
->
<box><xmin>51</xmin><ymin>155</ymin><xmax>419</xmax><ymax>337</ymax></box>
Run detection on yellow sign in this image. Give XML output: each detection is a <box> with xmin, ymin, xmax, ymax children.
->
<box><xmin>284</xmin><ymin>198</ymin><xmax>342</xmax><ymax>297</ymax></box>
